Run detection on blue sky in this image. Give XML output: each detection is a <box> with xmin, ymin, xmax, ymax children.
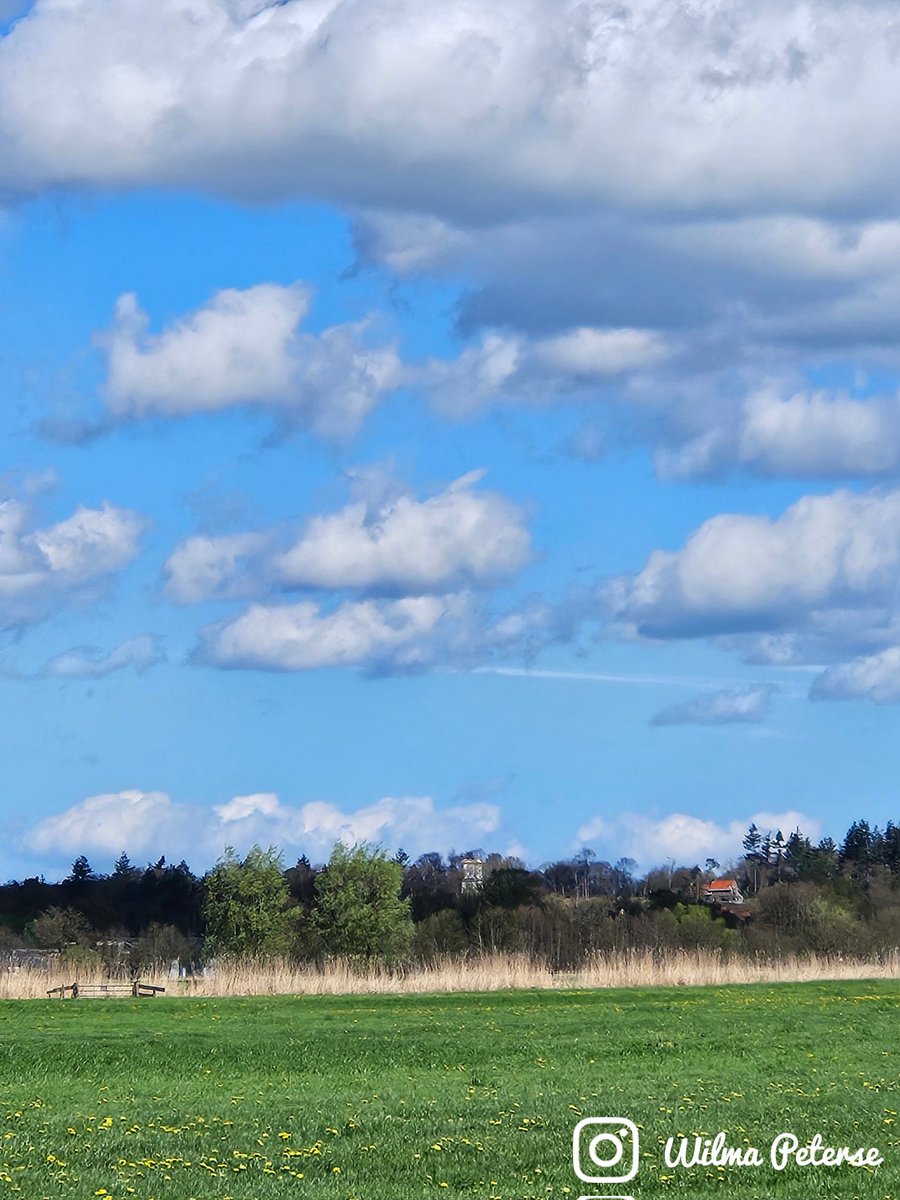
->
<box><xmin>2</xmin><ymin>0</ymin><xmax>900</xmax><ymax>879</ymax></box>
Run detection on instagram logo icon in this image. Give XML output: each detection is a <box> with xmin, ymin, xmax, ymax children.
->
<box><xmin>572</xmin><ymin>1116</ymin><xmax>639</xmax><ymax>1200</ymax></box>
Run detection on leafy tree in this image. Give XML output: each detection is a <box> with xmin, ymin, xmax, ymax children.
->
<box><xmin>129</xmin><ymin>923</ymin><xmax>196</xmax><ymax>976</ymax></box>
<box><xmin>481</xmin><ymin>867</ymin><xmax>544</xmax><ymax>910</ymax></box>
<box><xmin>27</xmin><ymin>906</ymin><xmax>93</xmax><ymax>949</ymax></box>
<box><xmin>313</xmin><ymin>843</ymin><xmax>413</xmax><ymax>964</ymax></box>
<box><xmin>203</xmin><ymin>845</ymin><xmax>295</xmax><ymax>958</ymax></box>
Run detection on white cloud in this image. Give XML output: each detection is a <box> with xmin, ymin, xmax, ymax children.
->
<box><xmin>164</xmin><ymin>532</ymin><xmax>270</xmax><ymax>603</ymax></box>
<box><xmin>608</xmin><ymin>487</ymin><xmax>900</xmax><ymax>646</ymax></box>
<box><xmin>33</xmin><ymin>502</ymin><xmax>145</xmax><ymax>580</ymax></box>
<box><xmin>28</xmin><ymin>790</ymin><xmax>183</xmax><ymax>859</ymax></box>
<box><xmin>659</xmin><ymin>386</ymin><xmax>900</xmax><ymax>481</ymax></box>
<box><xmin>575</xmin><ymin>809</ymin><xmax>820</xmax><ymax>869</ymax></box>
<box><xmin>531</xmin><ymin>327</ymin><xmax>671</xmax><ymax>378</ymax></box>
<box><xmin>420</xmin><ymin>327</ymin><xmax>669</xmax><ymax>416</ymax></box>
<box><xmin>739</xmin><ymin>389</ymin><xmax>900</xmax><ymax>478</ymax></box>
<box><xmin>197</xmin><ymin>594</ymin><xmax>470</xmax><ymax>672</ymax></box>
<box><xmin>651</xmin><ymin>684</ymin><xmax>774</xmax><ymax>726</ymax></box>
<box><xmin>212</xmin><ymin>792</ymin><xmax>501</xmax><ymax>858</ymax></box>
<box><xmin>0</xmin><ymin>497</ymin><xmax>145</xmax><ymax>629</ymax></box>
<box><xmin>1</xmin><ymin>1</ymin><xmax>898</xmax><ymax>219</ymax></box>
<box><xmin>102</xmin><ymin>284</ymin><xmax>400</xmax><ymax>438</ymax></box>
<box><xmin>165</xmin><ymin>471</ymin><xmax>531</xmax><ymax>602</ymax></box>
<box><xmin>6</xmin><ymin>0</ymin><xmax>900</xmax><ymax>472</ymax></box>
<box><xmin>273</xmin><ymin>470</ymin><xmax>530</xmax><ymax>593</ymax></box>
<box><xmin>353</xmin><ymin>211</ymin><xmax>475</xmax><ymax>276</ymax></box>
<box><xmin>195</xmin><ymin>578</ymin><xmax>567</xmax><ymax>673</ymax></box>
<box><xmin>25</xmin><ymin>788</ymin><xmax>504</xmax><ymax>865</ymax></box>
<box><xmin>44</xmin><ymin>634</ymin><xmax>163</xmax><ymax>679</ymax></box>
<box><xmin>811</xmin><ymin>646</ymin><xmax>900</xmax><ymax>704</ymax></box>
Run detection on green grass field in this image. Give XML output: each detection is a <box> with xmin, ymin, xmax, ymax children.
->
<box><xmin>0</xmin><ymin>981</ymin><xmax>896</xmax><ymax>1199</ymax></box>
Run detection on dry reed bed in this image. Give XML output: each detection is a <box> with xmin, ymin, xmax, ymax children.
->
<box><xmin>4</xmin><ymin>949</ymin><xmax>900</xmax><ymax>1000</ymax></box>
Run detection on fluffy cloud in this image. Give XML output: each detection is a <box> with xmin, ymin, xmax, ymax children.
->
<box><xmin>419</xmin><ymin>328</ymin><xmax>670</xmax><ymax>416</ymax></box>
<box><xmin>101</xmin><ymin>284</ymin><xmax>400</xmax><ymax>438</ymax></box>
<box><xmin>196</xmin><ymin>587</ymin><xmax>565</xmax><ymax>673</ymax></box>
<box><xmin>164</xmin><ymin>532</ymin><xmax>269</xmax><ymax>604</ymax></box>
<box><xmin>274</xmin><ymin>469</ymin><xmax>529</xmax><ymax>590</ymax></box>
<box><xmin>27</xmin><ymin>790</ymin><xmax>183</xmax><ymax>859</ymax></box>
<box><xmin>211</xmin><ymin>792</ymin><xmax>501</xmax><ymax>858</ymax></box>
<box><xmin>6</xmin><ymin>1</ymin><xmax>900</xmax><ymax>475</ymax></box>
<box><xmin>658</xmin><ymin>386</ymin><xmax>900</xmax><ymax>481</ymax></box>
<box><xmin>651</xmin><ymin>684</ymin><xmax>774</xmax><ymax>726</ymax></box>
<box><xmin>25</xmin><ymin>788</ymin><xmax>503</xmax><ymax>865</ymax></box>
<box><xmin>1</xmin><ymin>1</ymin><xmax>898</xmax><ymax>218</ymax></box>
<box><xmin>44</xmin><ymin>634</ymin><xmax>163</xmax><ymax>680</ymax></box>
<box><xmin>167</xmin><ymin>471</ymin><xmax>530</xmax><ymax>602</ymax></box>
<box><xmin>576</xmin><ymin>809</ymin><xmax>820</xmax><ymax>869</ymax></box>
<box><xmin>811</xmin><ymin>647</ymin><xmax>900</xmax><ymax>704</ymax></box>
<box><xmin>608</xmin><ymin>487</ymin><xmax>900</xmax><ymax>648</ymax></box>
<box><xmin>0</xmin><ymin>497</ymin><xmax>145</xmax><ymax>629</ymax></box>
<box><xmin>199</xmin><ymin>595</ymin><xmax>454</xmax><ymax>671</ymax></box>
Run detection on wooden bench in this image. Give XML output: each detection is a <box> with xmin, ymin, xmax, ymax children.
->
<box><xmin>47</xmin><ymin>981</ymin><xmax>166</xmax><ymax>999</ymax></box>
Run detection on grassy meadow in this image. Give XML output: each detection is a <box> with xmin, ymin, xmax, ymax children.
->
<box><xmin>0</xmin><ymin>981</ymin><xmax>896</xmax><ymax>1199</ymax></box>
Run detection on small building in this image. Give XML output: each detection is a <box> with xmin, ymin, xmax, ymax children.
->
<box><xmin>460</xmin><ymin>857</ymin><xmax>484</xmax><ymax>894</ymax></box>
<box><xmin>703</xmin><ymin>878</ymin><xmax>744</xmax><ymax>905</ymax></box>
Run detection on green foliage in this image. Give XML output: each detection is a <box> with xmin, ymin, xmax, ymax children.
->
<box><xmin>312</xmin><ymin>842</ymin><xmax>412</xmax><ymax>964</ymax></box>
<box><xmin>26</xmin><ymin>906</ymin><xmax>93</xmax><ymax>950</ymax></box>
<box><xmin>203</xmin><ymin>846</ymin><xmax>296</xmax><ymax>959</ymax></box>
<box><xmin>480</xmin><ymin>866</ymin><xmax>544</xmax><ymax>909</ymax></box>
<box><xmin>412</xmin><ymin>908</ymin><xmax>469</xmax><ymax>961</ymax></box>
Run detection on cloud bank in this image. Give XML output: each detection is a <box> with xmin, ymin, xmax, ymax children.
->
<box><xmin>576</xmin><ymin>809</ymin><xmax>820</xmax><ymax>869</ymax></box>
<box><xmin>25</xmin><ymin>788</ymin><xmax>504</xmax><ymax>865</ymax></box>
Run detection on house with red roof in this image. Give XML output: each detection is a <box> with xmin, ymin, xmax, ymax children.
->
<box><xmin>703</xmin><ymin>878</ymin><xmax>744</xmax><ymax>905</ymax></box>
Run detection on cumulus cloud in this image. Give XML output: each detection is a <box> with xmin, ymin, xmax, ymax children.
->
<box><xmin>195</xmin><ymin>587</ymin><xmax>567</xmax><ymax>673</ymax></box>
<box><xmin>608</xmin><ymin>487</ymin><xmax>900</xmax><ymax>648</ymax></box>
<box><xmin>651</xmin><ymin>684</ymin><xmax>775</xmax><ymax>726</ymax></box>
<box><xmin>25</xmin><ymin>788</ymin><xmax>504</xmax><ymax>865</ymax></box>
<box><xmin>1</xmin><ymin>1</ymin><xmax>898</xmax><ymax>218</ymax></box>
<box><xmin>811</xmin><ymin>646</ymin><xmax>900</xmax><ymax>704</ymax></box>
<box><xmin>0</xmin><ymin>497</ymin><xmax>145</xmax><ymax>629</ymax></box>
<box><xmin>420</xmin><ymin>327</ymin><xmax>670</xmax><ymax>416</ymax></box>
<box><xmin>576</xmin><ymin>809</ymin><xmax>820</xmax><ymax>870</ymax></box>
<box><xmin>274</xmin><ymin>470</ymin><xmax>529</xmax><ymax>593</ymax></box>
<box><xmin>166</xmin><ymin>470</ymin><xmax>531</xmax><ymax>602</ymax></box>
<box><xmin>27</xmin><ymin>790</ymin><xmax>183</xmax><ymax>859</ymax></box>
<box><xmin>43</xmin><ymin>634</ymin><xmax>163</xmax><ymax>680</ymax></box>
<box><xmin>6</xmin><ymin>1</ymin><xmax>900</xmax><ymax>474</ymax></box>
<box><xmin>658</xmin><ymin>386</ymin><xmax>900</xmax><ymax>481</ymax></box>
<box><xmin>211</xmin><ymin>792</ymin><xmax>502</xmax><ymax>859</ymax></box>
<box><xmin>164</xmin><ymin>532</ymin><xmax>270</xmax><ymax>604</ymax></box>
<box><xmin>101</xmin><ymin>284</ymin><xmax>400</xmax><ymax>438</ymax></box>
<box><xmin>198</xmin><ymin>595</ymin><xmax>456</xmax><ymax>672</ymax></box>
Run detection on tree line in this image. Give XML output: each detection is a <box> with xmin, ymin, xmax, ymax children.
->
<box><xmin>2</xmin><ymin>814</ymin><xmax>900</xmax><ymax>972</ymax></box>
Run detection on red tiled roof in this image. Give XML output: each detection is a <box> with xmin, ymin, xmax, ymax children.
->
<box><xmin>706</xmin><ymin>879</ymin><xmax>739</xmax><ymax>890</ymax></box>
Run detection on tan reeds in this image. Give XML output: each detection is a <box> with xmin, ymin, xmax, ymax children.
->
<box><xmin>8</xmin><ymin>948</ymin><xmax>900</xmax><ymax>1000</ymax></box>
